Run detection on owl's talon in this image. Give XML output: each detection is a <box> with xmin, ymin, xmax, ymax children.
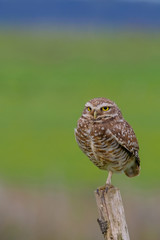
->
<box><xmin>98</xmin><ymin>185</ymin><xmax>106</xmax><ymax>191</ymax></box>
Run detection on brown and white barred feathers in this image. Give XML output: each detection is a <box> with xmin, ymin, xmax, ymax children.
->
<box><xmin>75</xmin><ymin>97</ymin><xmax>140</xmax><ymax>178</ymax></box>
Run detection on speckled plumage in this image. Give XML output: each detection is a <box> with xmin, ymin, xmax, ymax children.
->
<box><xmin>75</xmin><ymin>97</ymin><xmax>140</xmax><ymax>183</ymax></box>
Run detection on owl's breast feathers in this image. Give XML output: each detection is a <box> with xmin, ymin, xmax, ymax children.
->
<box><xmin>75</xmin><ymin>116</ymin><xmax>140</xmax><ymax>177</ymax></box>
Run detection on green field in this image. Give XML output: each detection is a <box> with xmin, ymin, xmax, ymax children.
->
<box><xmin>0</xmin><ymin>30</ymin><xmax>159</xmax><ymax>189</ymax></box>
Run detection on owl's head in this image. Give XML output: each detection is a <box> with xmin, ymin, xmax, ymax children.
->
<box><xmin>82</xmin><ymin>97</ymin><xmax>122</xmax><ymax>120</ymax></box>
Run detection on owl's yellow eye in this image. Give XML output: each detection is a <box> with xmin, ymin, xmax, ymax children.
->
<box><xmin>87</xmin><ymin>107</ymin><xmax>92</xmax><ymax>111</ymax></box>
<box><xmin>101</xmin><ymin>106</ymin><xmax>110</xmax><ymax>111</ymax></box>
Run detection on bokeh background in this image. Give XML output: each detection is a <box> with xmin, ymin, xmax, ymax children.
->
<box><xmin>0</xmin><ymin>0</ymin><xmax>160</xmax><ymax>239</ymax></box>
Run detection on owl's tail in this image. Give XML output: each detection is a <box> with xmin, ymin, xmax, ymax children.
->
<box><xmin>124</xmin><ymin>157</ymin><xmax>140</xmax><ymax>177</ymax></box>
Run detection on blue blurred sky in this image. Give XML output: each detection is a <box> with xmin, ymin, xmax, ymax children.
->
<box><xmin>0</xmin><ymin>0</ymin><xmax>160</xmax><ymax>29</ymax></box>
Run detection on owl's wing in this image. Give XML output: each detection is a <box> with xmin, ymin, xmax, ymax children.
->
<box><xmin>109</xmin><ymin>119</ymin><xmax>139</xmax><ymax>156</ymax></box>
<box><xmin>106</xmin><ymin>119</ymin><xmax>140</xmax><ymax>177</ymax></box>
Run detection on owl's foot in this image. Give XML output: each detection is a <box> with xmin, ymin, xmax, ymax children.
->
<box><xmin>96</xmin><ymin>184</ymin><xmax>113</xmax><ymax>195</ymax></box>
<box><xmin>96</xmin><ymin>186</ymin><xmax>107</xmax><ymax>194</ymax></box>
<box><xmin>106</xmin><ymin>171</ymin><xmax>113</xmax><ymax>185</ymax></box>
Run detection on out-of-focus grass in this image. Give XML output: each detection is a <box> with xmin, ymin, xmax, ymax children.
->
<box><xmin>0</xmin><ymin>30</ymin><xmax>159</xmax><ymax>189</ymax></box>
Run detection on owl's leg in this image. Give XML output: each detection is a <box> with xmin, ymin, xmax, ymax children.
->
<box><xmin>106</xmin><ymin>171</ymin><xmax>112</xmax><ymax>185</ymax></box>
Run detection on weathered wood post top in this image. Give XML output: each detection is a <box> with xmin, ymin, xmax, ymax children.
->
<box><xmin>95</xmin><ymin>184</ymin><xmax>130</xmax><ymax>240</ymax></box>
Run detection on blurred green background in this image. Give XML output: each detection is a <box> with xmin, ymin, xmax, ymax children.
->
<box><xmin>0</xmin><ymin>31</ymin><xmax>159</xmax><ymax>187</ymax></box>
<box><xmin>0</xmin><ymin>30</ymin><xmax>160</xmax><ymax>240</ymax></box>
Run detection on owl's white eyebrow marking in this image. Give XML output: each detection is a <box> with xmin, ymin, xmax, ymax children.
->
<box><xmin>85</xmin><ymin>103</ymin><xmax>93</xmax><ymax>108</ymax></box>
<box><xmin>97</xmin><ymin>103</ymin><xmax>114</xmax><ymax>108</ymax></box>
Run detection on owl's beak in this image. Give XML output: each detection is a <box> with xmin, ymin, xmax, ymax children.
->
<box><xmin>94</xmin><ymin>110</ymin><xmax>97</xmax><ymax>119</ymax></box>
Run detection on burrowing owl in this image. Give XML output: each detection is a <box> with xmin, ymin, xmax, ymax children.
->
<box><xmin>75</xmin><ymin>97</ymin><xmax>140</xmax><ymax>184</ymax></box>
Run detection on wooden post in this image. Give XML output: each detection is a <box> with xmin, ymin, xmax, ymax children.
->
<box><xmin>95</xmin><ymin>185</ymin><xmax>130</xmax><ymax>240</ymax></box>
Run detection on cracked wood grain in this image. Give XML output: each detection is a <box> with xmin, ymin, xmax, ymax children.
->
<box><xmin>95</xmin><ymin>185</ymin><xmax>130</xmax><ymax>240</ymax></box>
